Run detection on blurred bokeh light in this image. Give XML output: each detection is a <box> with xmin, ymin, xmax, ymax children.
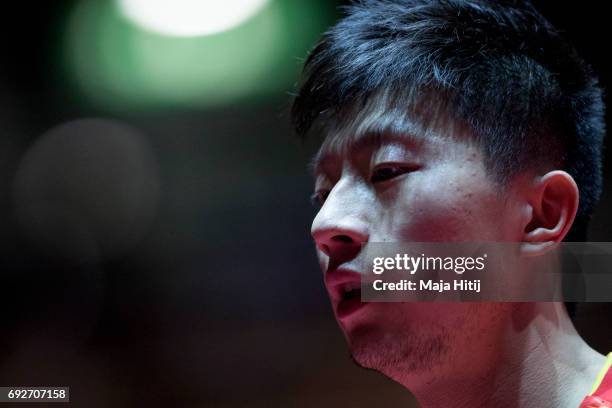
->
<box><xmin>117</xmin><ymin>0</ymin><xmax>270</xmax><ymax>37</ymax></box>
<box><xmin>63</xmin><ymin>0</ymin><xmax>332</xmax><ymax>111</ymax></box>
<box><xmin>13</xmin><ymin>118</ymin><xmax>160</xmax><ymax>263</ymax></box>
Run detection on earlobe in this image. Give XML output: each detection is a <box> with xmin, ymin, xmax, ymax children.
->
<box><xmin>519</xmin><ymin>170</ymin><xmax>579</xmax><ymax>257</ymax></box>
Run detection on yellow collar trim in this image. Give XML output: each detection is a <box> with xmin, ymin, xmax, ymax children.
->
<box><xmin>590</xmin><ymin>353</ymin><xmax>612</xmax><ymax>395</ymax></box>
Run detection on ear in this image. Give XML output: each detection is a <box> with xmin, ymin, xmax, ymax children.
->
<box><xmin>520</xmin><ymin>170</ymin><xmax>579</xmax><ymax>256</ymax></box>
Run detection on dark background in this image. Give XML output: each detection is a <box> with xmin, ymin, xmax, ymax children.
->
<box><xmin>0</xmin><ymin>1</ymin><xmax>610</xmax><ymax>407</ymax></box>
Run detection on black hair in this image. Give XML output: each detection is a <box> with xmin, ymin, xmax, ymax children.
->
<box><xmin>291</xmin><ymin>0</ymin><xmax>606</xmax><ymax>244</ymax></box>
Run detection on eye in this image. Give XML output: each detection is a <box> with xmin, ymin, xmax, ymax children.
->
<box><xmin>310</xmin><ymin>190</ymin><xmax>330</xmax><ymax>208</ymax></box>
<box><xmin>371</xmin><ymin>164</ymin><xmax>415</xmax><ymax>183</ymax></box>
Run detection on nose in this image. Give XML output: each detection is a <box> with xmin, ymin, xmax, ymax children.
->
<box><xmin>311</xmin><ymin>181</ymin><xmax>370</xmax><ymax>267</ymax></box>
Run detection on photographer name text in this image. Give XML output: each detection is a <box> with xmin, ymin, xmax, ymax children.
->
<box><xmin>372</xmin><ymin>279</ymin><xmax>481</xmax><ymax>293</ymax></box>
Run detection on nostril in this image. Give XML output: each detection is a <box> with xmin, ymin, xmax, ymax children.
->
<box><xmin>313</xmin><ymin>230</ymin><xmax>367</xmax><ymax>261</ymax></box>
<box><xmin>332</xmin><ymin>235</ymin><xmax>354</xmax><ymax>243</ymax></box>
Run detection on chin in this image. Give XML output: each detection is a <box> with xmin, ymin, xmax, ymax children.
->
<box><xmin>342</xmin><ymin>319</ymin><xmax>452</xmax><ymax>379</ymax></box>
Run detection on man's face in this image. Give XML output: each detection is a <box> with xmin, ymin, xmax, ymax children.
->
<box><xmin>310</xmin><ymin>124</ymin><xmax>525</xmax><ymax>381</ymax></box>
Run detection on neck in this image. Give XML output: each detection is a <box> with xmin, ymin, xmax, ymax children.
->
<box><xmin>404</xmin><ymin>303</ymin><xmax>605</xmax><ymax>408</ymax></box>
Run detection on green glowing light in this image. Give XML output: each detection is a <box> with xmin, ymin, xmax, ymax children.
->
<box><xmin>62</xmin><ymin>0</ymin><xmax>332</xmax><ymax>111</ymax></box>
<box><xmin>117</xmin><ymin>0</ymin><xmax>271</xmax><ymax>37</ymax></box>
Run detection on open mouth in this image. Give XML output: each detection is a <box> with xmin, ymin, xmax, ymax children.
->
<box><xmin>341</xmin><ymin>281</ymin><xmax>361</xmax><ymax>301</ymax></box>
<box><xmin>337</xmin><ymin>282</ymin><xmax>365</xmax><ymax>318</ymax></box>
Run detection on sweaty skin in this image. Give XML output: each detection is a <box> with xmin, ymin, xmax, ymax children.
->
<box><xmin>310</xmin><ymin>127</ymin><xmax>605</xmax><ymax>408</ymax></box>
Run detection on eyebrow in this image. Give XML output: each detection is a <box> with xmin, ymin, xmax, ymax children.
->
<box><xmin>310</xmin><ymin>130</ymin><xmax>424</xmax><ymax>177</ymax></box>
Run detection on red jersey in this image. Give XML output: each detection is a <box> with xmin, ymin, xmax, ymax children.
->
<box><xmin>580</xmin><ymin>353</ymin><xmax>612</xmax><ymax>408</ymax></box>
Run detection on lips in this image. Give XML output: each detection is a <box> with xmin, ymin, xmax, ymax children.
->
<box><xmin>325</xmin><ymin>269</ymin><xmax>368</xmax><ymax>319</ymax></box>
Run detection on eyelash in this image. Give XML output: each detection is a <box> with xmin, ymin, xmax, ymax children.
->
<box><xmin>310</xmin><ymin>190</ymin><xmax>329</xmax><ymax>208</ymax></box>
<box><xmin>370</xmin><ymin>164</ymin><xmax>415</xmax><ymax>183</ymax></box>
<box><xmin>311</xmin><ymin>165</ymin><xmax>416</xmax><ymax>208</ymax></box>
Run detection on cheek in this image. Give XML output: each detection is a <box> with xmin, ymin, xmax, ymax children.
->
<box><xmin>384</xmin><ymin>169</ymin><xmax>509</xmax><ymax>242</ymax></box>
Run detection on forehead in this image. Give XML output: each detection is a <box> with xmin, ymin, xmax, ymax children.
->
<box><xmin>309</xmin><ymin>88</ymin><xmax>473</xmax><ymax>176</ymax></box>
<box><xmin>311</xmin><ymin>129</ymin><xmax>424</xmax><ymax>175</ymax></box>
<box><xmin>310</xmin><ymin>108</ymin><xmax>469</xmax><ymax>177</ymax></box>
